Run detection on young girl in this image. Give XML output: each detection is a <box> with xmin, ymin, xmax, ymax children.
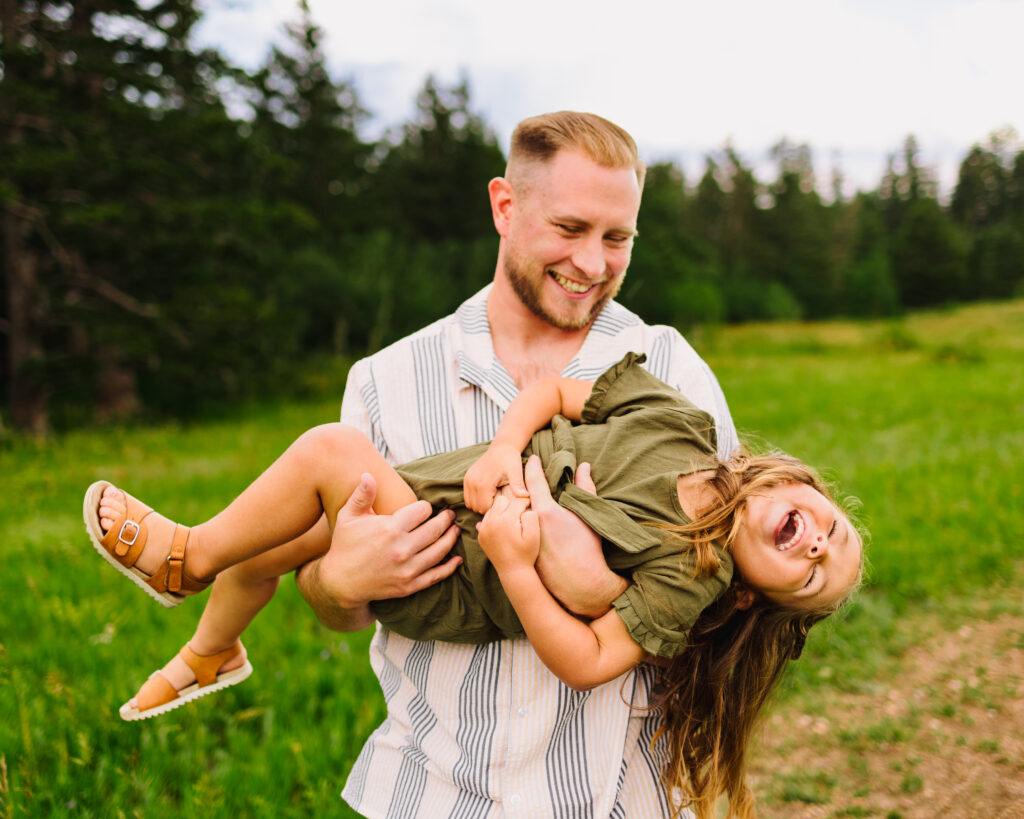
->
<box><xmin>85</xmin><ymin>353</ymin><xmax>863</xmax><ymax>819</ymax></box>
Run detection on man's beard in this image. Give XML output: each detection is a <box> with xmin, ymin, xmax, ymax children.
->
<box><xmin>503</xmin><ymin>252</ymin><xmax>621</xmax><ymax>332</ymax></box>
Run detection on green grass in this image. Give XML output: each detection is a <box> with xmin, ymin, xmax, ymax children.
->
<box><xmin>1</xmin><ymin>398</ymin><xmax>382</xmax><ymax>817</ymax></box>
<box><xmin>2</xmin><ymin>300</ymin><xmax>1022</xmax><ymax>817</ymax></box>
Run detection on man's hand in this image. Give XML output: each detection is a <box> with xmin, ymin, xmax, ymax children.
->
<box><xmin>525</xmin><ymin>456</ymin><xmax>628</xmax><ymax>619</ymax></box>
<box><xmin>463</xmin><ymin>443</ymin><xmax>528</xmax><ymax>514</ymax></box>
<box><xmin>296</xmin><ymin>472</ymin><xmax>462</xmax><ymax>631</ymax></box>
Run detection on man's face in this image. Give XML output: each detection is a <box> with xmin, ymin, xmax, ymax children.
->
<box><xmin>500</xmin><ymin>151</ymin><xmax>641</xmax><ymax>331</ymax></box>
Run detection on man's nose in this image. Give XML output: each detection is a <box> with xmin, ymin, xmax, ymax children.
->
<box><xmin>571</xmin><ymin>235</ymin><xmax>605</xmax><ymax>279</ymax></box>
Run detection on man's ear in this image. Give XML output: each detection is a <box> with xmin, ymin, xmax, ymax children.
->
<box><xmin>734</xmin><ymin>586</ymin><xmax>757</xmax><ymax>611</ymax></box>
<box><xmin>488</xmin><ymin>177</ymin><xmax>514</xmax><ymax>237</ymax></box>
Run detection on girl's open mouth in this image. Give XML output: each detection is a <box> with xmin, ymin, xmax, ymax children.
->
<box><xmin>774</xmin><ymin>510</ymin><xmax>805</xmax><ymax>551</ymax></box>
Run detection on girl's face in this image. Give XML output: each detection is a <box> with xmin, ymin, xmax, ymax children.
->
<box><xmin>731</xmin><ymin>482</ymin><xmax>862</xmax><ymax>609</ymax></box>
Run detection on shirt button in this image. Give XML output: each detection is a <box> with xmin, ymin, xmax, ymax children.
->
<box><xmin>516</xmin><ymin>706</ymin><xmax>527</xmax><ymax>718</ymax></box>
<box><xmin>509</xmin><ymin>794</ymin><xmax>521</xmax><ymax>806</ymax></box>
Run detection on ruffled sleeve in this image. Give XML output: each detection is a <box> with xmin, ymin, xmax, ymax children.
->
<box><xmin>613</xmin><ymin>543</ymin><xmax>734</xmax><ymax>658</ymax></box>
<box><xmin>581</xmin><ymin>352</ymin><xmax>711</xmax><ymax>428</ymax></box>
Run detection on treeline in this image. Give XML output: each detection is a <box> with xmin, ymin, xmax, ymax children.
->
<box><xmin>2</xmin><ymin>2</ymin><xmax>1023</xmax><ymax>433</ymax></box>
<box><xmin>631</xmin><ymin>131</ymin><xmax>1024</xmax><ymax>327</ymax></box>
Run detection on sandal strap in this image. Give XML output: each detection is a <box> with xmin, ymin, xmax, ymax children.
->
<box><xmin>100</xmin><ymin>493</ymin><xmax>154</xmax><ymax>568</ymax></box>
<box><xmin>134</xmin><ymin>672</ymin><xmax>179</xmax><ymax>712</ymax></box>
<box><xmin>142</xmin><ymin>524</ymin><xmax>211</xmax><ymax>598</ymax></box>
<box><xmin>181</xmin><ymin>642</ymin><xmax>243</xmax><ymax>687</ymax></box>
<box><xmin>166</xmin><ymin>525</ymin><xmax>188</xmax><ymax>593</ymax></box>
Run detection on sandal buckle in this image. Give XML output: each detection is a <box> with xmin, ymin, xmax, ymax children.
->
<box><xmin>118</xmin><ymin>520</ymin><xmax>141</xmax><ymax>547</ymax></box>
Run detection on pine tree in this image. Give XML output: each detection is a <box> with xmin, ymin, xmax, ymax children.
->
<box><xmin>764</xmin><ymin>140</ymin><xmax>837</xmax><ymax>317</ymax></box>
<box><xmin>951</xmin><ymin>129</ymin><xmax>1024</xmax><ymax>299</ymax></box>
<box><xmin>1</xmin><ymin>1</ymin><xmax>224</xmax><ymax>429</ymax></box>
<box><xmin>624</xmin><ymin>162</ymin><xmax>724</xmax><ymax>328</ymax></box>
<box><xmin>0</xmin><ymin>1</ymin><xmax>310</xmax><ymax>428</ymax></box>
<box><xmin>374</xmin><ymin>74</ymin><xmax>505</xmax><ymax>242</ymax></box>
<box><xmin>248</xmin><ymin>0</ymin><xmax>369</xmax><ymax>236</ymax></box>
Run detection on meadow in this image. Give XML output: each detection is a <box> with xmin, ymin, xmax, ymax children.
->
<box><xmin>2</xmin><ymin>300</ymin><xmax>1022</xmax><ymax>818</ymax></box>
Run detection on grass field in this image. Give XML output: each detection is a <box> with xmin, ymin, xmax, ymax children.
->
<box><xmin>2</xmin><ymin>300</ymin><xmax>1022</xmax><ymax>818</ymax></box>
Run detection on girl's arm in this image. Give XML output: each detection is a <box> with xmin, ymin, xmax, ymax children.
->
<box><xmin>477</xmin><ymin>493</ymin><xmax>645</xmax><ymax>690</ymax></box>
<box><xmin>464</xmin><ymin>377</ymin><xmax>594</xmax><ymax>513</ymax></box>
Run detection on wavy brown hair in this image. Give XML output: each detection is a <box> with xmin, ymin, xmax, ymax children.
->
<box><xmin>650</xmin><ymin>452</ymin><xmax>864</xmax><ymax>819</ymax></box>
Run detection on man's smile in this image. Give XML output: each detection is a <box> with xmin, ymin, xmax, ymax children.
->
<box><xmin>550</xmin><ymin>271</ymin><xmax>601</xmax><ymax>295</ymax></box>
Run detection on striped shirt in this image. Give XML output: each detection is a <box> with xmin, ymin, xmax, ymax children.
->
<box><xmin>340</xmin><ymin>285</ymin><xmax>736</xmax><ymax>819</ymax></box>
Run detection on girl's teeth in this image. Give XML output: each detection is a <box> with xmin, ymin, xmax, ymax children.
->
<box><xmin>777</xmin><ymin>511</ymin><xmax>804</xmax><ymax>550</ymax></box>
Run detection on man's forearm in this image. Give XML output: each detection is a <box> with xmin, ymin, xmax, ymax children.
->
<box><xmin>295</xmin><ymin>557</ymin><xmax>376</xmax><ymax>632</ymax></box>
<box><xmin>576</xmin><ymin>569</ymin><xmax>629</xmax><ymax>619</ymax></box>
<box><xmin>539</xmin><ymin>560</ymin><xmax>628</xmax><ymax>619</ymax></box>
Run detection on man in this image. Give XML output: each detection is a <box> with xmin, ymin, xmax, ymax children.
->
<box><xmin>296</xmin><ymin>111</ymin><xmax>738</xmax><ymax>817</ymax></box>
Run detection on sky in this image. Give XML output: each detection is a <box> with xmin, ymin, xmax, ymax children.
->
<box><xmin>192</xmin><ymin>0</ymin><xmax>1024</xmax><ymax>199</ymax></box>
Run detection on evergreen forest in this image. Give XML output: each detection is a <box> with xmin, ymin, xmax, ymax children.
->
<box><xmin>3</xmin><ymin>1</ymin><xmax>1023</xmax><ymax>433</ymax></box>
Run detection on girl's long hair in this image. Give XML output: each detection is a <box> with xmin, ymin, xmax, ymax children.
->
<box><xmin>650</xmin><ymin>452</ymin><xmax>863</xmax><ymax>819</ymax></box>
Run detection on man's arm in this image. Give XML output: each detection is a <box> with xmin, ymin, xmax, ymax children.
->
<box><xmin>295</xmin><ymin>541</ymin><xmax>375</xmax><ymax>632</ymax></box>
<box><xmin>295</xmin><ymin>472</ymin><xmax>463</xmax><ymax>631</ymax></box>
<box><xmin>658</xmin><ymin>328</ymin><xmax>738</xmax><ymax>460</ymax></box>
<box><xmin>525</xmin><ymin>456</ymin><xmax>628</xmax><ymax>618</ymax></box>
<box><xmin>298</xmin><ymin>356</ymin><xmax>464</xmax><ymax>631</ymax></box>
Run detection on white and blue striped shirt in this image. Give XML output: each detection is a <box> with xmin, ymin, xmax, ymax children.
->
<box><xmin>340</xmin><ymin>285</ymin><xmax>735</xmax><ymax>818</ymax></box>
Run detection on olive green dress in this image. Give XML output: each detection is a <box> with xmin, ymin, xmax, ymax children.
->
<box><xmin>371</xmin><ymin>353</ymin><xmax>734</xmax><ymax>658</ymax></box>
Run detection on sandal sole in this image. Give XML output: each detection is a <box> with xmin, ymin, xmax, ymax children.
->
<box><xmin>119</xmin><ymin>659</ymin><xmax>254</xmax><ymax>721</ymax></box>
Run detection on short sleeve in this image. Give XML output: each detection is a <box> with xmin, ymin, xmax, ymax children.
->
<box><xmin>581</xmin><ymin>353</ymin><xmax>707</xmax><ymax>425</ymax></box>
<box><xmin>340</xmin><ymin>358</ymin><xmax>393</xmax><ymax>463</ymax></box>
<box><xmin>613</xmin><ymin>545</ymin><xmax>733</xmax><ymax>658</ymax></box>
<box><xmin>340</xmin><ymin>359</ymin><xmax>372</xmax><ymax>431</ymax></box>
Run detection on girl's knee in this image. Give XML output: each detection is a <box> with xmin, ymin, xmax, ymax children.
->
<box><xmin>221</xmin><ymin>559</ymin><xmax>282</xmax><ymax>589</ymax></box>
<box><xmin>299</xmin><ymin>423</ymin><xmax>372</xmax><ymax>460</ymax></box>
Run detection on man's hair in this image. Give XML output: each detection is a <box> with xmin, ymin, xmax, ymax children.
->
<box><xmin>506</xmin><ymin>111</ymin><xmax>646</xmax><ymax>188</ymax></box>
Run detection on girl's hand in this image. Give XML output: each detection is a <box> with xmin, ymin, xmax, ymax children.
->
<box><xmin>463</xmin><ymin>443</ymin><xmax>528</xmax><ymax>514</ymax></box>
<box><xmin>476</xmin><ymin>492</ymin><xmax>540</xmax><ymax>574</ymax></box>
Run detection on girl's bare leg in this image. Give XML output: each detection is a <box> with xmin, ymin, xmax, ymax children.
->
<box><xmin>98</xmin><ymin>424</ymin><xmax>418</xmax><ymax>703</ymax></box>
<box><xmin>137</xmin><ymin>517</ymin><xmax>333</xmax><ymax>696</ymax></box>
<box><xmin>98</xmin><ymin>423</ymin><xmax>418</xmax><ymax>581</ymax></box>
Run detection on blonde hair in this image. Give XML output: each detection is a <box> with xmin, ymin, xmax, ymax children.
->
<box><xmin>650</xmin><ymin>452</ymin><xmax>865</xmax><ymax>819</ymax></box>
<box><xmin>506</xmin><ymin>111</ymin><xmax>646</xmax><ymax>189</ymax></box>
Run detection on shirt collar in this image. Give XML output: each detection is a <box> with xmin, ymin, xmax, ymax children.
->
<box><xmin>451</xmin><ymin>283</ymin><xmax>640</xmax><ymax>405</ymax></box>
<box><xmin>452</xmin><ymin>285</ymin><xmax>518</xmax><ymax>407</ymax></box>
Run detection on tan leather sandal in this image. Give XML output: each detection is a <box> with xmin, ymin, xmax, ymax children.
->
<box><xmin>83</xmin><ymin>480</ymin><xmax>211</xmax><ymax>608</ymax></box>
<box><xmin>119</xmin><ymin>641</ymin><xmax>253</xmax><ymax>721</ymax></box>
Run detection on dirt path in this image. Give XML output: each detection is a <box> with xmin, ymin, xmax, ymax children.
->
<box><xmin>749</xmin><ymin>608</ymin><xmax>1024</xmax><ymax>818</ymax></box>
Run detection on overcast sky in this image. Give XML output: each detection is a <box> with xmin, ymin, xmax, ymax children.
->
<box><xmin>193</xmin><ymin>0</ymin><xmax>1023</xmax><ymax>198</ymax></box>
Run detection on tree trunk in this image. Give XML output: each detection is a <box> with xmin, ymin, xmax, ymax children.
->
<box><xmin>94</xmin><ymin>348</ymin><xmax>140</xmax><ymax>422</ymax></box>
<box><xmin>3</xmin><ymin>206</ymin><xmax>49</xmax><ymax>435</ymax></box>
<box><xmin>2</xmin><ymin>1</ymin><xmax>50</xmax><ymax>434</ymax></box>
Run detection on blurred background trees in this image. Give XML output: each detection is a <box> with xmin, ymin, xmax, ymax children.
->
<box><xmin>2</xmin><ymin>1</ymin><xmax>1022</xmax><ymax>432</ymax></box>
